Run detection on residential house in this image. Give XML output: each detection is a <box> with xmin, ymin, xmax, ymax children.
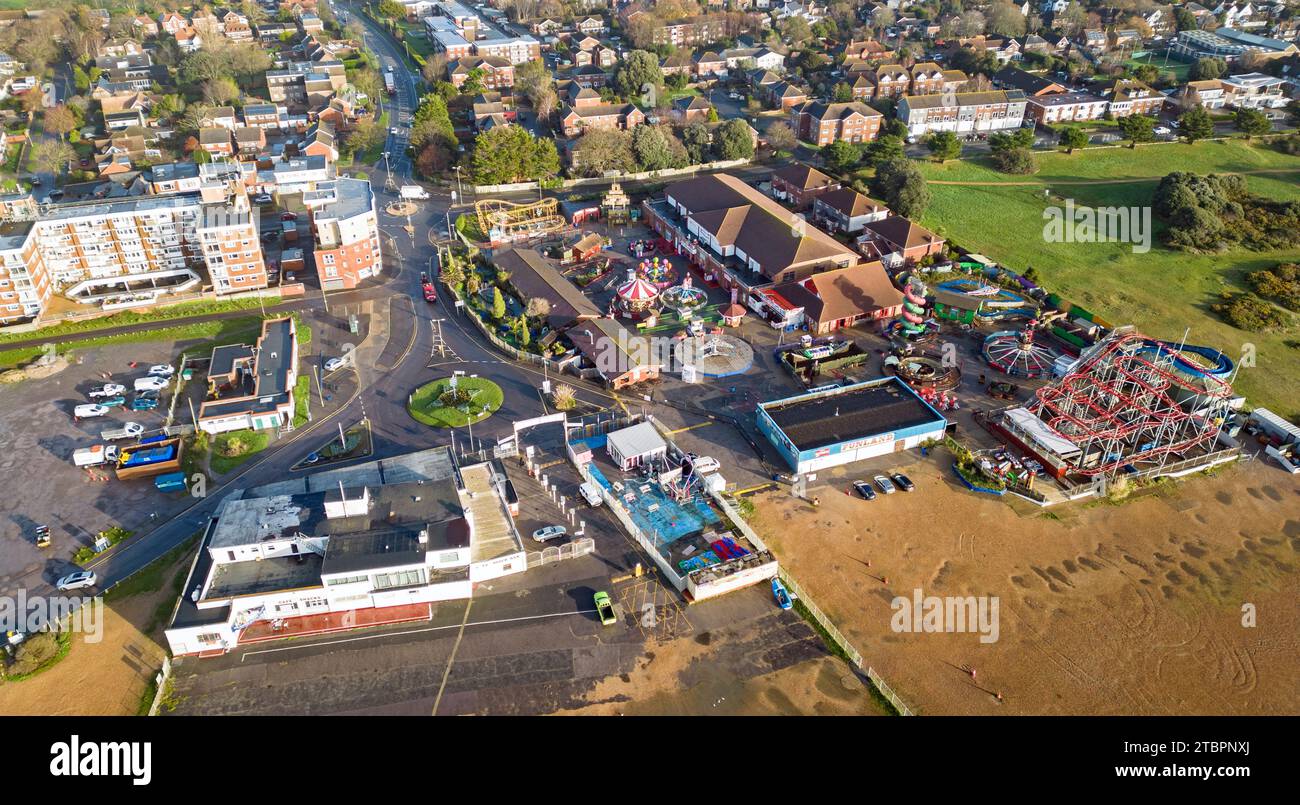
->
<box><xmin>199</xmin><ymin>127</ymin><xmax>234</xmax><ymax>157</ymax></box>
<box><xmin>1176</xmin><ymin>79</ymin><xmax>1228</xmax><ymax>110</ymax></box>
<box><xmin>1101</xmin><ymin>78</ymin><xmax>1164</xmax><ymax>117</ymax></box>
<box><xmin>770</xmin><ymin>163</ymin><xmax>840</xmax><ymax>209</ymax></box>
<box><xmin>1024</xmin><ymin>91</ymin><xmax>1109</xmax><ymax>123</ymax></box>
<box><xmin>856</xmin><ymin>216</ymin><xmax>945</xmax><ymax>267</ymax></box>
<box><xmin>673</xmin><ymin>95</ymin><xmax>714</xmax><ymax>124</ymax></box>
<box><xmin>896</xmin><ymin>90</ymin><xmax>1028</xmax><ymax>136</ymax></box>
<box><xmin>790</xmin><ymin>100</ymin><xmax>884</xmax><ymax>146</ymax></box>
<box><xmin>812</xmin><ymin>188</ymin><xmax>890</xmax><ymax>234</ymax></box>
<box><xmin>1221</xmin><ymin>71</ymin><xmax>1288</xmax><ymax>108</ymax></box>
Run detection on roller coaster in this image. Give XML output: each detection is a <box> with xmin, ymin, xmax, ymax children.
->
<box><xmin>474</xmin><ymin>198</ymin><xmax>567</xmax><ymax>244</ymax></box>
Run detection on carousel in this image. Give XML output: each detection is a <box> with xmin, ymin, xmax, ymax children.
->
<box><xmin>637</xmin><ymin>255</ymin><xmax>679</xmax><ymax>290</ymax></box>
<box><xmin>614</xmin><ymin>268</ymin><xmax>661</xmax><ymax>317</ymax></box>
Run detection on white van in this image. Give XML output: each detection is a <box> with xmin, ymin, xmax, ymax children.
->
<box><xmin>578</xmin><ymin>482</ymin><xmax>603</xmax><ymax>507</ymax></box>
<box><xmin>689</xmin><ymin>456</ymin><xmax>720</xmax><ymax>475</ymax></box>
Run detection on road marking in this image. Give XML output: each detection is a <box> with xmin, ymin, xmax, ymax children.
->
<box><xmin>238</xmin><ymin>607</ymin><xmax>599</xmax><ymax>659</ymax></box>
<box><xmin>431</xmin><ymin>599</ymin><xmax>472</xmax><ymax>715</ymax></box>
<box><xmin>668</xmin><ymin>421</ymin><xmax>716</xmax><ymax>434</ymax></box>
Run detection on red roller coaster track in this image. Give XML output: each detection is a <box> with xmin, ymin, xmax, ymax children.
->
<box><xmin>1029</xmin><ymin>330</ymin><xmax>1234</xmax><ymax>477</ymax></box>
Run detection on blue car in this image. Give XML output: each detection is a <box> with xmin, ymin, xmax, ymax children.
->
<box><xmin>772</xmin><ymin>578</ymin><xmax>793</xmax><ymax>610</ymax></box>
<box><xmin>130</xmin><ymin>396</ymin><xmax>159</xmax><ymax>411</ymax></box>
<box><xmin>99</xmin><ymin>395</ymin><xmax>127</xmax><ymax>408</ymax></box>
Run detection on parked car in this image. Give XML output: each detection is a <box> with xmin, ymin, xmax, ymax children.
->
<box><xmin>891</xmin><ymin>473</ymin><xmax>915</xmax><ymax>492</ymax></box>
<box><xmin>874</xmin><ymin>474</ymin><xmax>896</xmax><ymax>494</ymax></box>
<box><xmin>578</xmin><ymin>482</ymin><xmax>603</xmax><ymax>506</ymax></box>
<box><xmin>280</xmin><ymin>211</ymin><xmax>298</xmax><ymax>221</ymax></box>
<box><xmin>1153</xmin><ymin>126</ymin><xmax>1172</xmax><ymax>136</ymax></box>
<box><xmin>324</xmin><ymin>357</ymin><xmax>346</xmax><ymax>373</ymax></box>
<box><xmin>852</xmin><ymin>479</ymin><xmax>877</xmax><ymax>500</ymax></box>
<box><xmin>98</xmin><ymin>395</ymin><xmax>127</xmax><ymax>408</ymax></box>
<box><xmin>74</xmin><ymin>403</ymin><xmax>110</xmax><ymax>419</ymax></box>
<box><xmin>56</xmin><ymin>570</ymin><xmax>97</xmax><ymax>591</ymax></box>
<box><xmin>532</xmin><ymin>525</ymin><xmax>567</xmax><ymax>543</ymax></box>
<box><xmin>88</xmin><ymin>383</ymin><xmax>126</xmax><ymax>399</ymax></box>
<box><xmin>688</xmin><ymin>456</ymin><xmax>720</xmax><ymax>474</ymax></box>
<box><xmin>134</xmin><ymin>376</ymin><xmax>169</xmax><ymax>392</ymax></box>
<box><xmin>254</xmin><ymin>194</ymin><xmax>273</xmax><ymax>204</ymax></box>
<box><xmin>130</xmin><ymin>396</ymin><xmax>159</xmax><ymax>411</ymax></box>
<box><xmin>147</xmin><ymin>364</ymin><xmax>175</xmax><ymax>378</ymax></box>
<box><xmin>594</xmin><ymin>591</ymin><xmax>617</xmax><ymax>625</ymax></box>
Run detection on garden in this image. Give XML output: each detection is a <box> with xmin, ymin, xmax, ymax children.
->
<box><xmin>408</xmin><ymin>376</ymin><xmax>504</xmax><ymax>428</ymax></box>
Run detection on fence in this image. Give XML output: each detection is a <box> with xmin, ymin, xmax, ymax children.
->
<box><xmin>147</xmin><ymin>655</ymin><xmax>173</xmax><ymax>717</ymax></box>
<box><xmin>526</xmin><ymin>536</ymin><xmax>595</xmax><ymax>568</ymax></box>
<box><xmin>776</xmin><ymin>565</ymin><xmax>915</xmax><ymax>716</ymax></box>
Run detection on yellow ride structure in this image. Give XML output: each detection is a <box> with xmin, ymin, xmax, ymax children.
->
<box><xmin>474</xmin><ymin>198</ymin><xmax>567</xmax><ymax>243</ymax></box>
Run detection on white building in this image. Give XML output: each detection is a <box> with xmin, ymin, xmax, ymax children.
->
<box><xmin>896</xmin><ymin>90</ymin><xmax>1028</xmax><ymax>136</ymax></box>
<box><xmin>1221</xmin><ymin>72</ymin><xmax>1289</xmax><ymax>109</ymax></box>
<box><xmin>165</xmin><ymin>448</ymin><xmax>527</xmax><ymax>656</ymax></box>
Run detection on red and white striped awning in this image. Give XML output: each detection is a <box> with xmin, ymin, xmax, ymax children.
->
<box><xmin>617</xmin><ymin>276</ymin><xmax>660</xmax><ymax>302</ymax></box>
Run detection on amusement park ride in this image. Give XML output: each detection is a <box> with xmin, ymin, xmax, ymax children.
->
<box><xmin>474</xmin><ymin>197</ymin><xmax>568</xmax><ymax>244</ymax></box>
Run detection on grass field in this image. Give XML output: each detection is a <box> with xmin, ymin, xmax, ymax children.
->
<box><xmin>210</xmin><ymin>429</ymin><xmax>271</xmax><ymax>475</ymax></box>
<box><xmin>910</xmin><ymin>139</ymin><xmax>1300</xmax><ymax>417</ymax></box>
<box><xmin>408</xmin><ymin>377</ymin><xmax>503</xmax><ymax>428</ymax></box>
<box><xmin>1125</xmin><ymin>53</ymin><xmax>1192</xmax><ymax>83</ymax></box>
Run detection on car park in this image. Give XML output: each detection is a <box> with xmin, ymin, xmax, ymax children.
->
<box><xmin>891</xmin><ymin>473</ymin><xmax>915</xmax><ymax>492</ymax></box>
<box><xmin>874</xmin><ymin>475</ymin><xmax>896</xmax><ymax>494</ymax></box>
<box><xmin>57</xmin><ymin>571</ymin><xmax>97</xmax><ymax>591</ymax></box>
<box><xmin>853</xmin><ymin>480</ymin><xmax>877</xmax><ymax>500</ymax></box>
<box><xmin>532</xmin><ymin>525</ymin><xmax>567</xmax><ymax>543</ymax></box>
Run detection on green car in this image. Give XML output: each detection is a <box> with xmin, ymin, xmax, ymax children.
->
<box><xmin>594</xmin><ymin>591</ymin><xmax>617</xmax><ymax>626</ymax></box>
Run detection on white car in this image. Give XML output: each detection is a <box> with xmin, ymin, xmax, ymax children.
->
<box><xmin>532</xmin><ymin>525</ymin><xmax>567</xmax><ymax>543</ymax></box>
<box><xmin>324</xmin><ymin>357</ymin><xmax>347</xmax><ymax>373</ymax></box>
<box><xmin>578</xmin><ymin>482</ymin><xmax>603</xmax><ymax>507</ymax></box>
<box><xmin>689</xmin><ymin>456</ymin><xmax>720</xmax><ymax>474</ymax></box>
<box><xmin>88</xmin><ymin>383</ymin><xmax>126</xmax><ymax>399</ymax></box>
<box><xmin>1153</xmin><ymin>126</ymin><xmax>1172</xmax><ymax>136</ymax></box>
<box><xmin>74</xmin><ymin>404</ymin><xmax>110</xmax><ymax>418</ymax></box>
<box><xmin>254</xmin><ymin>194</ymin><xmax>273</xmax><ymax>204</ymax></box>
<box><xmin>147</xmin><ymin>364</ymin><xmax>175</xmax><ymax>378</ymax></box>
<box><xmin>390</xmin><ymin>127</ymin><xmax>398</xmax><ymax>136</ymax></box>
<box><xmin>134</xmin><ymin>376</ymin><xmax>170</xmax><ymax>392</ymax></box>
<box><xmin>874</xmin><ymin>474</ymin><xmax>897</xmax><ymax>495</ymax></box>
<box><xmin>56</xmin><ymin>571</ymin><xmax>97</xmax><ymax>591</ymax></box>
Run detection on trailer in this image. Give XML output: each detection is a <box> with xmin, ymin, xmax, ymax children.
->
<box><xmin>73</xmin><ymin>444</ymin><xmax>120</xmax><ymax>467</ymax></box>
<box><xmin>384</xmin><ymin>72</ymin><xmax>396</xmax><ymax>96</ymax></box>
<box><xmin>115</xmin><ymin>437</ymin><xmax>184</xmax><ymax>480</ymax></box>
<box><xmin>154</xmin><ymin>472</ymin><xmax>189</xmax><ymax>492</ymax></box>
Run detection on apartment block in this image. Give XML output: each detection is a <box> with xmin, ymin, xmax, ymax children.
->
<box><xmin>306</xmin><ymin>178</ymin><xmax>382</xmax><ymax>291</ymax></box>
<box><xmin>896</xmin><ymin>90</ymin><xmax>1027</xmax><ymax>136</ymax></box>
<box><xmin>1025</xmin><ymin>92</ymin><xmax>1109</xmax><ymax>124</ymax></box>
<box><xmin>790</xmin><ymin>100</ymin><xmax>884</xmax><ymax>146</ymax></box>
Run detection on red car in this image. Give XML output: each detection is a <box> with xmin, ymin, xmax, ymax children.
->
<box><xmin>281</xmin><ymin>211</ymin><xmax>298</xmax><ymax>221</ymax></box>
<box><xmin>422</xmin><ymin>281</ymin><xmax>436</xmax><ymax>302</ymax></box>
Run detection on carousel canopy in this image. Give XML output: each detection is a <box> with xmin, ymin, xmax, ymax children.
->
<box><xmin>721</xmin><ymin>303</ymin><xmax>746</xmax><ymax>318</ymax></box>
<box><xmin>617</xmin><ymin>276</ymin><xmax>661</xmax><ymax>302</ymax></box>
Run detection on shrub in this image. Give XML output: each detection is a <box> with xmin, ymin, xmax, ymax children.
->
<box><xmin>1212</xmin><ymin>292</ymin><xmax>1291</xmax><ymax>332</ymax></box>
<box><xmin>8</xmin><ymin>632</ymin><xmax>60</xmax><ymax>676</ymax></box>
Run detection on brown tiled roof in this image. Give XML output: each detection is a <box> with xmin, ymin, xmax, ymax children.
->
<box><xmin>816</xmin><ymin>187</ymin><xmax>888</xmax><ymax>218</ymax></box>
<box><xmin>860</xmin><ymin>216</ymin><xmax>942</xmax><ymax>250</ymax></box>
<box><xmin>494</xmin><ymin>247</ymin><xmax>600</xmax><ymax>330</ymax></box>
<box><xmin>771</xmin><ymin>163</ymin><xmax>836</xmax><ymax>191</ymax></box>
<box><xmin>773</xmin><ymin>261</ymin><xmax>902</xmax><ymax>325</ymax></box>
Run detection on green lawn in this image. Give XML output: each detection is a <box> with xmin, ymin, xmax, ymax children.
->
<box><xmin>0</xmin><ymin>297</ymin><xmax>276</xmax><ymax>348</ymax></box>
<box><xmin>1125</xmin><ymin>53</ymin><xmax>1191</xmax><ymax>83</ymax></box>
<box><xmin>210</xmin><ymin>429</ymin><xmax>271</xmax><ymax>475</ymax></box>
<box><xmin>292</xmin><ymin>374</ymin><xmax>311</xmax><ymax>428</ymax></box>
<box><xmin>408</xmin><ymin>377</ymin><xmax>504</xmax><ymax>428</ymax></box>
<box><xmin>911</xmin><ymin>139</ymin><xmax>1300</xmax><ymax>417</ymax></box>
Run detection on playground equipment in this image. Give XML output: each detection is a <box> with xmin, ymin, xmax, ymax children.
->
<box><xmin>936</xmin><ymin>277</ymin><xmax>1038</xmax><ymax>321</ymax></box>
<box><xmin>914</xmin><ymin>384</ymin><xmax>961</xmax><ymax>412</ymax></box>
<box><xmin>885</xmin><ymin>353</ymin><xmax>961</xmax><ymax>391</ymax></box>
<box><xmin>675</xmin><ymin>332</ymin><xmax>754</xmax><ymax>378</ymax></box>
<box><xmin>982</xmin><ymin>321</ymin><xmax>1060</xmax><ymax>379</ymax></box>
<box><xmin>615</xmin><ymin>268</ymin><xmax>661</xmax><ymax>315</ymax></box>
<box><xmin>1028</xmin><ymin>327</ymin><xmax>1236</xmax><ymax>480</ymax></box>
<box><xmin>474</xmin><ymin>197</ymin><xmax>566</xmax><ymax>244</ymax></box>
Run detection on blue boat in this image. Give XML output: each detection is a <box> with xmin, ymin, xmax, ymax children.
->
<box><xmin>772</xmin><ymin>578</ymin><xmax>793</xmax><ymax>610</ymax></box>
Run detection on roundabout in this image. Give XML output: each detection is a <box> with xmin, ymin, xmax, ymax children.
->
<box><xmin>385</xmin><ymin>200</ymin><xmax>420</xmax><ymax>217</ymax></box>
<box><xmin>408</xmin><ymin>376</ymin><xmax>504</xmax><ymax>428</ymax></box>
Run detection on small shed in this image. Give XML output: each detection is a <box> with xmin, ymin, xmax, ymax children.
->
<box><xmin>568</xmin><ymin>232</ymin><xmax>606</xmax><ymax>263</ymax></box>
<box><xmin>606</xmin><ymin>421</ymin><xmax>667</xmax><ymax>471</ymax></box>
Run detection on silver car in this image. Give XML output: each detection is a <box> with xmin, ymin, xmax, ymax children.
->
<box><xmin>532</xmin><ymin>525</ymin><xmax>567</xmax><ymax>543</ymax></box>
<box><xmin>57</xmin><ymin>570</ymin><xmax>97</xmax><ymax>591</ymax></box>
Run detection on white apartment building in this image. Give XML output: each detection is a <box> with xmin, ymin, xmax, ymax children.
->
<box><xmin>1221</xmin><ymin>72</ymin><xmax>1289</xmax><ymax>109</ymax></box>
<box><xmin>896</xmin><ymin>90</ymin><xmax>1028</xmax><ymax>136</ymax></box>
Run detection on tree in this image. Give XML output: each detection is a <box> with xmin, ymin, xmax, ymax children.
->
<box><xmin>863</xmin><ymin>135</ymin><xmax>905</xmax><ymax>167</ymax></box>
<box><xmin>822</xmin><ymin>140</ymin><xmax>860</xmax><ymax>174</ymax></box>
<box><xmin>492</xmin><ymin>287</ymin><xmax>506</xmax><ymax>320</ymax></box>
<box><xmin>927</xmin><ymin>130</ymin><xmax>962</xmax><ymax>162</ymax></box>
<box><xmin>681</xmin><ymin>122</ymin><xmax>712</xmax><ymax>164</ymax></box>
<box><xmin>43</xmin><ymin>106</ymin><xmax>76</xmax><ymax>141</ymax></box>
<box><xmin>1058</xmin><ymin>126</ymin><xmax>1090</xmax><ymax>154</ymax></box>
<box><xmin>832</xmin><ymin>82</ymin><xmax>853</xmax><ymax>103</ymax></box>
<box><xmin>632</xmin><ymin>124</ymin><xmax>686</xmax><ymax>171</ymax></box>
<box><xmin>351</xmin><ymin>67</ymin><xmax>382</xmax><ymax>102</ymax></box>
<box><xmin>1189</xmin><ymin>57</ymin><xmax>1226</xmax><ymax>81</ymax></box>
<box><xmin>551</xmin><ymin>383</ymin><xmax>577</xmax><ymax>411</ymax></box>
<box><xmin>571</xmin><ymin>129</ymin><xmax>635</xmax><ymax>176</ymax></box>
<box><xmin>614</xmin><ymin>50</ymin><xmax>663</xmax><ymax>103</ymax></box>
<box><xmin>990</xmin><ymin>146</ymin><xmax>1037</xmax><ymax>174</ymax></box>
<box><xmin>1234</xmin><ymin>107</ymin><xmax>1271</xmax><ymax>140</ymax></box>
<box><xmin>987</xmin><ymin>2</ymin><xmax>1028</xmax><ymax>37</ymax></box>
<box><xmin>765</xmin><ymin>121</ymin><xmax>797</xmax><ymax>153</ymax></box>
<box><xmin>377</xmin><ymin>0</ymin><xmax>406</xmax><ymax>19</ymax></box>
<box><xmin>525</xmin><ymin>297</ymin><xmax>551</xmax><ymax>320</ymax></box>
<box><xmin>1178</xmin><ymin>106</ymin><xmax>1214</xmax><ymax>143</ymax></box>
<box><xmin>460</xmin><ymin>68</ymin><xmax>485</xmax><ymax>96</ymax></box>
<box><xmin>203</xmin><ymin>77</ymin><xmax>240</xmax><ymax>106</ymax></box>
<box><xmin>959</xmin><ymin>9</ymin><xmax>987</xmax><ymax>35</ymax></box>
<box><xmin>29</xmin><ymin>139</ymin><xmax>75</xmax><ymax>177</ymax></box>
<box><xmin>1116</xmin><ymin>114</ymin><xmax>1156</xmax><ymax>148</ymax></box>
<box><xmin>870</xmin><ymin>157</ymin><xmax>931</xmax><ymax>219</ymax></box>
<box><xmin>713</xmin><ymin>118</ymin><xmax>754</xmax><ymax>161</ymax></box>
<box><xmin>472</xmin><ymin>125</ymin><xmax>559</xmax><ymax>184</ymax></box>
<box><xmin>348</xmin><ymin>118</ymin><xmax>384</xmax><ymax>158</ymax></box>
